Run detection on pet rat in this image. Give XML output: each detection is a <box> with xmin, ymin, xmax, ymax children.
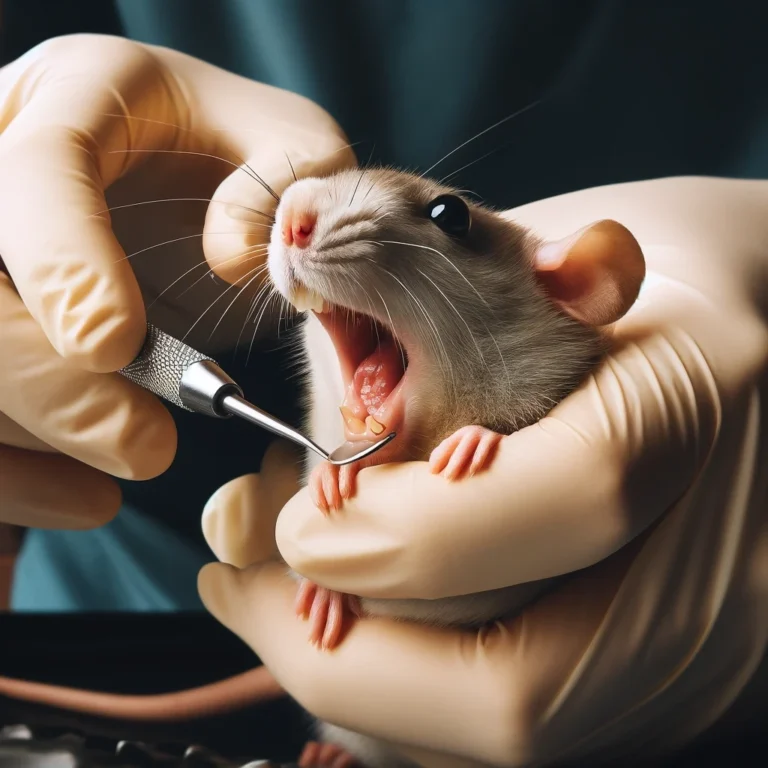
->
<box><xmin>0</xmin><ymin>166</ymin><xmax>644</xmax><ymax>768</ymax></box>
<box><xmin>265</xmin><ymin>167</ymin><xmax>645</xmax><ymax>767</ymax></box>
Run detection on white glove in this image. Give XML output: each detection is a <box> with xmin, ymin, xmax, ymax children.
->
<box><xmin>0</xmin><ymin>33</ymin><xmax>354</xmax><ymax>528</ymax></box>
<box><xmin>199</xmin><ymin>176</ymin><xmax>768</xmax><ymax>766</ymax></box>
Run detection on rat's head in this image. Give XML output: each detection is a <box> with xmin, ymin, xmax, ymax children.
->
<box><xmin>267</xmin><ymin>167</ymin><xmax>644</xmax><ymax>459</ymax></box>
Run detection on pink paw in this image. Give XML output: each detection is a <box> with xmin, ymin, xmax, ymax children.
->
<box><xmin>309</xmin><ymin>461</ymin><xmax>362</xmax><ymax>513</ymax></box>
<box><xmin>298</xmin><ymin>740</ymin><xmax>361</xmax><ymax>767</ymax></box>
<box><xmin>294</xmin><ymin>577</ymin><xmax>362</xmax><ymax>651</ymax></box>
<box><xmin>428</xmin><ymin>425</ymin><xmax>502</xmax><ymax>480</ymax></box>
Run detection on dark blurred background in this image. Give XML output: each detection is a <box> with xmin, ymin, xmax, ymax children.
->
<box><xmin>1</xmin><ymin>0</ymin><xmax>767</xmax><ymax>212</ymax></box>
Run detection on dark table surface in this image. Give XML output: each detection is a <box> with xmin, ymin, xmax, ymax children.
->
<box><xmin>0</xmin><ymin>613</ymin><xmax>764</xmax><ymax>767</ymax></box>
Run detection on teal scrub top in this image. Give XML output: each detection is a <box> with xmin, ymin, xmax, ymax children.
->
<box><xmin>5</xmin><ymin>0</ymin><xmax>767</xmax><ymax>611</ymax></box>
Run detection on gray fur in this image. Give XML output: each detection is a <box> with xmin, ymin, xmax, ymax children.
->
<box><xmin>267</xmin><ymin>168</ymin><xmax>605</xmax><ymax>767</ymax></box>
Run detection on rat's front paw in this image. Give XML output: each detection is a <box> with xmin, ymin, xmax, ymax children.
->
<box><xmin>298</xmin><ymin>740</ymin><xmax>361</xmax><ymax>768</ymax></box>
<box><xmin>309</xmin><ymin>461</ymin><xmax>362</xmax><ymax>513</ymax></box>
<box><xmin>429</xmin><ymin>425</ymin><xmax>502</xmax><ymax>480</ymax></box>
<box><xmin>295</xmin><ymin>577</ymin><xmax>361</xmax><ymax>651</ymax></box>
<box><xmin>309</xmin><ymin>462</ymin><xmax>342</xmax><ymax>514</ymax></box>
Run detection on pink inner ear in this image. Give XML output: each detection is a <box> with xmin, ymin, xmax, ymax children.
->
<box><xmin>533</xmin><ymin>220</ymin><xmax>646</xmax><ymax>327</ymax></box>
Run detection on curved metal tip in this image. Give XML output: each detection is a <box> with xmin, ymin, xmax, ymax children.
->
<box><xmin>327</xmin><ymin>432</ymin><xmax>397</xmax><ymax>465</ymax></box>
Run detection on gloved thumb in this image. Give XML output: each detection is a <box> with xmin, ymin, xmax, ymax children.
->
<box><xmin>201</xmin><ymin>440</ymin><xmax>302</xmax><ymax>568</ymax></box>
<box><xmin>197</xmin><ymin>560</ymin><xmax>296</xmax><ymax>654</ymax></box>
<box><xmin>203</xmin><ymin>139</ymin><xmax>357</xmax><ymax>285</ymax></box>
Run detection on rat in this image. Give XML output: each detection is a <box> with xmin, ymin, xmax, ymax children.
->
<box><xmin>265</xmin><ymin>167</ymin><xmax>645</xmax><ymax>767</ymax></box>
<box><xmin>0</xmin><ymin>166</ymin><xmax>645</xmax><ymax>768</ymax></box>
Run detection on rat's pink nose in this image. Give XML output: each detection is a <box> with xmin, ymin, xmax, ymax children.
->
<box><xmin>281</xmin><ymin>208</ymin><xmax>317</xmax><ymax>248</ymax></box>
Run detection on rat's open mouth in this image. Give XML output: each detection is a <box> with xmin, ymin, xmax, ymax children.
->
<box><xmin>292</xmin><ymin>285</ymin><xmax>409</xmax><ymax>442</ymax></box>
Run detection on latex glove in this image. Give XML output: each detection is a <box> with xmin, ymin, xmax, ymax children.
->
<box><xmin>199</xmin><ymin>176</ymin><xmax>768</xmax><ymax>766</ymax></box>
<box><xmin>0</xmin><ymin>33</ymin><xmax>355</xmax><ymax>529</ymax></box>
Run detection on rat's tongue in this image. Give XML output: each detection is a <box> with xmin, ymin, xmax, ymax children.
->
<box><xmin>343</xmin><ymin>336</ymin><xmax>404</xmax><ymax>419</ymax></box>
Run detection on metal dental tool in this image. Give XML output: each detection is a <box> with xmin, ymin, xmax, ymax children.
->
<box><xmin>119</xmin><ymin>323</ymin><xmax>396</xmax><ymax>465</ymax></box>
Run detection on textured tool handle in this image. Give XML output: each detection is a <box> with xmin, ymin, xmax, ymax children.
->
<box><xmin>119</xmin><ymin>323</ymin><xmax>215</xmax><ymax>411</ymax></box>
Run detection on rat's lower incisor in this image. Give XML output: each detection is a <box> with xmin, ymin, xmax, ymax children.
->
<box><xmin>266</xmin><ymin>167</ymin><xmax>645</xmax><ymax>768</ymax></box>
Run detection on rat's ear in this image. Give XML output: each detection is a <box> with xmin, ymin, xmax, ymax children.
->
<box><xmin>532</xmin><ymin>220</ymin><xmax>646</xmax><ymax>327</ymax></box>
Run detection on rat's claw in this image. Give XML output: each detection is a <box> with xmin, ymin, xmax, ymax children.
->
<box><xmin>322</xmin><ymin>463</ymin><xmax>343</xmax><ymax>511</ymax></box>
<box><xmin>309</xmin><ymin>466</ymin><xmax>330</xmax><ymax>514</ymax></box>
<box><xmin>301</xmin><ymin>586</ymin><xmax>360</xmax><ymax>650</ymax></box>
<box><xmin>321</xmin><ymin>590</ymin><xmax>346</xmax><ymax>650</ymax></box>
<box><xmin>428</xmin><ymin>431</ymin><xmax>462</xmax><ymax>475</ymax></box>
<box><xmin>469</xmin><ymin>430</ymin><xmax>503</xmax><ymax>475</ymax></box>
<box><xmin>430</xmin><ymin>425</ymin><xmax>502</xmax><ymax>480</ymax></box>
<box><xmin>309</xmin><ymin>462</ymin><xmax>343</xmax><ymax>514</ymax></box>
<box><xmin>295</xmin><ymin>577</ymin><xmax>318</xmax><ymax>618</ymax></box>
<box><xmin>338</xmin><ymin>462</ymin><xmax>361</xmax><ymax>499</ymax></box>
<box><xmin>308</xmin><ymin>586</ymin><xmax>332</xmax><ymax>646</ymax></box>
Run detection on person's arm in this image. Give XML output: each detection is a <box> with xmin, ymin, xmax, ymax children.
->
<box><xmin>0</xmin><ymin>33</ymin><xmax>355</xmax><ymax>528</ymax></box>
<box><xmin>200</xmin><ymin>175</ymin><xmax>768</xmax><ymax>765</ymax></box>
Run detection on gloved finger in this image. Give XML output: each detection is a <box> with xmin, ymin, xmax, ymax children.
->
<box><xmin>0</xmin><ymin>274</ymin><xmax>176</xmax><ymax>480</ymax></box>
<box><xmin>198</xmin><ymin>542</ymin><xmax>640</xmax><ymax>767</ymax></box>
<box><xmin>0</xmin><ymin>443</ymin><xmax>120</xmax><ymax>529</ymax></box>
<box><xmin>202</xmin><ymin>440</ymin><xmax>301</xmax><ymax>568</ymax></box>
<box><xmin>202</xmin><ymin>136</ymin><xmax>357</xmax><ymax>285</ymax></box>
<box><xmin>138</xmin><ymin>42</ymin><xmax>359</xmax><ymax>286</ymax></box>
<box><xmin>0</xmin><ymin>412</ymin><xmax>53</xmax><ymax>453</ymax></box>
<box><xmin>274</xmin><ymin>279</ymin><xmax>725</xmax><ymax>600</ymax></box>
<box><xmin>0</xmin><ymin>36</ymin><xmax>186</xmax><ymax>372</ymax></box>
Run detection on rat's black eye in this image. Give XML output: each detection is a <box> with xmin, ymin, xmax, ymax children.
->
<box><xmin>426</xmin><ymin>194</ymin><xmax>471</xmax><ymax>237</ymax></box>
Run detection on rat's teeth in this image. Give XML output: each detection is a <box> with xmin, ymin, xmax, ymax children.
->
<box><xmin>291</xmin><ymin>285</ymin><xmax>325</xmax><ymax>313</ymax></box>
<box><xmin>365</xmin><ymin>415</ymin><xmax>385</xmax><ymax>435</ymax></box>
<box><xmin>340</xmin><ymin>406</ymin><xmax>366</xmax><ymax>434</ymax></box>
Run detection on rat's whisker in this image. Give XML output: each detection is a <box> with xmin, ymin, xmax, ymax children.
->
<box><xmin>361</xmin><ymin>178</ymin><xmax>378</xmax><ymax>202</ymax></box>
<box><xmin>420</xmin><ymin>98</ymin><xmax>541</xmax><ymax>178</ymax></box>
<box><xmin>102</xmin><ymin>113</ymin><xmax>284</xmax><ymax>203</ymax></box>
<box><xmin>115</xmin><ymin>231</ymin><xmax>251</xmax><ymax>264</ymax></box>
<box><xmin>147</xmin><ymin>259</ymin><xmax>210</xmax><ymax>310</ymax></box>
<box><xmin>175</xmin><ymin>245</ymin><xmax>269</xmax><ymax>301</ymax></box>
<box><xmin>372</xmin><ymin>286</ymin><xmax>407</xmax><ymax>374</ymax></box>
<box><xmin>93</xmin><ymin>197</ymin><xmax>274</xmax><ymax>222</ymax></box>
<box><xmin>208</xmin><ymin>131</ymin><xmax>365</xmax><ymax>161</ymax></box>
<box><xmin>349</xmin><ymin>145</ymin><xmax>376</xmax><ymax>207</ymax></box>
<box><xmin>276</xmin><ymin>295</ymin><xmax>286</xmax><ymax>339</ymax></box>
<box><xmin>233</xmin><ymin>278</ymin><xmax>274</xmax><ymax>360</ymax></box>
<box><xmin>107</xmin><ymin>147</ymin><xmax>280</xmax><ymax>202</ymax></box>
<box><xmin>378</xmin><ymin>240</ymin><xmax>490</xmax><ymax>308</ymax></box>
<box><xmin>372</xmin><ymin>260</ymin><xmax>453</xmax><ymax>388</ymax></box>
<box><xmin>245</xmin><ymin>273</ymin><xmax>275</xmax><ymax>325</ymax></box>
<box><xmin>100</xmin><ymin>112</ymin><xmax>188</xmax><ymax>134</ymax></box>
<box><xmin>147</xmin><ymin>247</ymin><xmax>265</xmax><ymax>311</ymax></box>
<box><xmin>285</xmin><ymin>152</ymin><xmax>298</xmax><ymax>183</ymax></box>
<box><xmin>450</xmin><ymin>188</ymin><xmax>483</xmax><ymax>200</ymax></box>
<box><xmin>248</xmin><ymin>289</ymin><xmax>281</xmax><ymax>366</ymax></box>
<box><xmin>438</xmin><ymin>138</ymin><xmax>519</xmax><ymax>187</ymax></box>
<box><xmin>348</xmin><ymin>170</ymin><xmax>366</xmax><ymax>207</ymax></box>
<box><xmin>181</xmin><ymin>260</ymin><xmax>268</xmax><ymax>342</ymax></box>
<box><xmin>415</xmin><ymin>267</ymin><xmax>491</xmax><ymax>375</ymax></box>
<box><xmin>208</xmin><ymin>262</ymin><xmax>271</xmax><ymax>342</ymax></box>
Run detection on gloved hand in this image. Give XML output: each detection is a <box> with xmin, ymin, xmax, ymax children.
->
<box><xmin>0</xmin><ymin>33</ymin><xmax>355</xmax><ymax>529</ymax></box>
<box><xmin>199</xmin><ymin>176</ymin><xmax>768</xmax><ymax>766</ymax></box>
